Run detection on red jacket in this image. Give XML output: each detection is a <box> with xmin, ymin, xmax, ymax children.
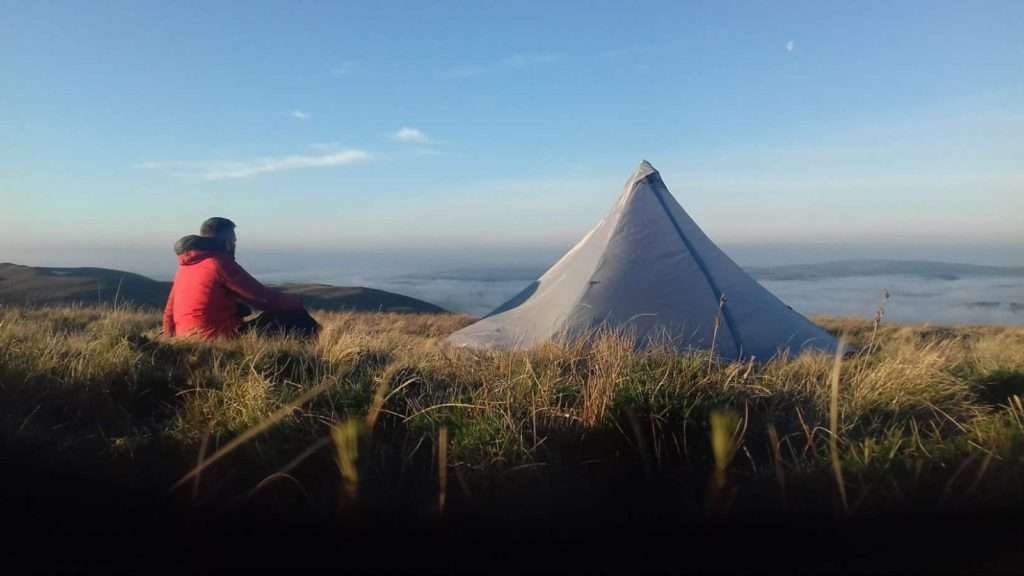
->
<box><xmin>163</xmin><ymin>250</ymin><xmax>303</xmax><ymax>339</ymax></box>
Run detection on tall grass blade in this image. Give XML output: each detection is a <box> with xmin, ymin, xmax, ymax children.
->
<box><xmin>830</xmin><ymin>337</ymin><xmax>849</xmax><ymax>515</ymax></box>
<box><xmin>707</xmin><ymin>409</ymin><xmax>740</xmax><ymax>518</ymax></box>
<box><xmin>767</xmin><ymin>424</ymin><xmax>787</xmax><ymax>508</ymax></box>
<box><xmin>245</xmin><ymin>436</ymin><xmax>332</xmax><ymax>500</ymax></box>
<box><xmin>332</xmin><ymin>420</ymin><xmax>361</xmax><ymax>501</ymax></box>
<box><xmin>438</xmin><ymin>426</ymin><xmax>448</xmax><ymax>514</ymax></box>
<box><xmin>711</xmin><ymin>409</ymin><xmax>740</xmax><ymax>476</ymax></box>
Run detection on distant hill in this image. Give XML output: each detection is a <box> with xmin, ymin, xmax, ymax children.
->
<box><xmin>0</xmin><ymin>264</ymin><xmax>169</xmax><ymax>309</ymax></box>
<box><xmin>0</xmin><ymin>263</ymin><xmax>447</xmax><ymax>314</ymax></box>
<box><xmin>746</xmin><ymin>260</ymin><xmax>1024</xmax><ymax>282</ymax></box>
<box><xmin>271</xmin><ymin>283</ymin><xmax>447</xmax><ymax>314</ymax></box>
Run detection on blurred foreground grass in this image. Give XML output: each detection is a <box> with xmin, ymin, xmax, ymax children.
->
<box><xmin>1</xmin><ymin>305</ymin><xmax>1023</xmax><ymax>521</ymax></box>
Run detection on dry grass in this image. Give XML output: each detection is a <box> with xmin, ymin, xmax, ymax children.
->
<box><xmin>2</xmin><ymin>304</ymin><xmax>1023</xmax><ymax>520</ymax></box>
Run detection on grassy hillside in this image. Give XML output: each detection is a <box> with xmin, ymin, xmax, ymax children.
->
<box><xmin>3</xmin><ymin>306</ymin><xmax>1024</xmax><ymax>571</ymax></box>
<box><xmin>0</xmin><ymin>262</ymin><xmax>446</xmax><ymax>313</ymax></box>
<box><xmin>0</xmin><ymin>262</ymin><xmax>169</xmax><ymax>308</ymax></box>
<box><xmin>273</xmin><ymin>282</ymin><xmax>446</xmax><ymax>313</ymax></box>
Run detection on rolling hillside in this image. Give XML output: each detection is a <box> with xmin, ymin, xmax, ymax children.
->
<box><xmin>0</xmin><ymin>263</ymin><xmax>447</xmax><ymax>314</ymax></box>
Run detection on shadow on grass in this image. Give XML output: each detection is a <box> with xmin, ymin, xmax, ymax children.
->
<box><xmin>975</xmin><ymin>369</ymin><xmax>1024</xmax><ymax>406</ymax></box>
<box><xmin>5</xmin><ymin>434</ymin><xmax>1024</xmax><ymax>575</ymax></box>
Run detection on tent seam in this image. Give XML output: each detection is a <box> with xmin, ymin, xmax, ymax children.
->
<box><xmin>647</xmin><ymin>174</ymin><xmax>744</xmax><ymax>357</ymax></box>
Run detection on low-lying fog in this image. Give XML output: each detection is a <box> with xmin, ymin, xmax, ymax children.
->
<box><xmin>8</xmin><ymin>243</ymin><xmax>1024</xmax><ymax>325</ymax></box>
<box><xmin>243</xmin><ymin>249</ymin><xmax>1024</xmax><ymax>326</ymax></box>
<box><xmin>292</xmin><ymin>271</ymin><xmax>1024</xmax><ymax>325</ymax></box>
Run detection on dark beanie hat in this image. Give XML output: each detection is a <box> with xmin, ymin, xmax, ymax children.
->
<box><xmin>200</xmin><ymin>217</ymin><xmax>236</xmax><ymax>238</ymax></box>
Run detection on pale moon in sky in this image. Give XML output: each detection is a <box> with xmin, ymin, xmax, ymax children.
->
<box><xmin>786</xmin><ymin>40</ymin><xmax>795</xmax><ymax>52</ymax></box>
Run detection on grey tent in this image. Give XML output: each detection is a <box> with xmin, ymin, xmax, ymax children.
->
<box><xmin>448</xmin><ymin>161</ymin><xmax>838</xmax><ymax>360</ymax></box>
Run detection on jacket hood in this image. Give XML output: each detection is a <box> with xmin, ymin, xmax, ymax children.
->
<box><xmin>177</xmin><ymin>250</ymin><xmax>222</xmax><ymax>266</ymax></box>
<box><xmin>174</xmin><ymin>234</ymin><xmax>225</xmax><ymax>256</ymax></box>
<box><xmin>175</xmin><ymin>234</ymin><xmax>232</xmax><ymax>265</ymax></box>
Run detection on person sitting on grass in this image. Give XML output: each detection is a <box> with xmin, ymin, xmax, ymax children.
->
<box><xmin>162</xmin><ymin>217</ymin><xmax>320</xmax><ymax>340</ymax></box>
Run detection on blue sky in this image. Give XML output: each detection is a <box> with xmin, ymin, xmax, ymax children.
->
<box><xmin>2</xmin><ymin>1</ymin><xmax>1022</xmax><ymax>267</ymax></box>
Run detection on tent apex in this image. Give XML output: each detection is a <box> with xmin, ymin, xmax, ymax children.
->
<box><xmin>633</xmin><ymin>160</ymin><xmax>658</xmax><ymax>181</ymax></box>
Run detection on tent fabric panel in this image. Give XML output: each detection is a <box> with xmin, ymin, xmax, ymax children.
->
<box><xmin>448</xmin><ymin>160</ymin><xmax>839</xmax><ymax>361</ymax></box>
<box><xmin>447</xmin><ymin>193</ymin><xmax>624</xmax><ymax>349</ymax></box>
<box><xmin>655</xmin><ymin>181</ymin><xmax>839</xmax><ymax>359</ymax></box>
<box><xmin>575</xmin><ymin>174</ymin><xmax>738</xmax><ymax>357</ymax></box>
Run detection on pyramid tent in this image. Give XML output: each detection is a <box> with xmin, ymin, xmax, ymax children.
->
<box><xmin>448</xmin><ymin>161</ymin><xmax>838</xmax><ymax>361</ymax></box>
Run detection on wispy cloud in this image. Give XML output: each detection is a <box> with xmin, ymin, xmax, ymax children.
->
<box><xmin>392</xmin><ymin>127</ymin><xmax>429</xmax><ymax>145</ymax></box>
<box><xmin>309</xmin><ymin>141</ymin><xmax>344</xmax><ymax>151</ymax></box>
<box><xmin>438</xmin><ymin>66</ymin><xmax>482</xmax><ymax>80</ymax></box>
<box><xmin>600</xmin><ymin>45</ymin><xmax>652</xmax><ymax>59</ymax></box>
<box><xmin>502</xmin><ymin>52</ymin><xmax>563</xmax><ymax>68</ymax></box>
<box><xmin>786</xmin><ymin>40</ymin><xmax>795</xmax><ymax>52</ymax></box>
<box><xmin>290</xmin><ymin>109</ymin><xmax>311</xmax><ymax>120</ymax></box>
<box><xmin>141</xmin><ymin>149</ymin><xmax>371</xmax><ymax>181</ymax></box>
<box><xmin>331</xmin><ymin>61</ymin><xmax>356</xmax><ymax>77</ymax></box>
<box><xmin>438</xmin><ymin>52</ymin><xmax>562</xmax><ymax>80</ymax></box>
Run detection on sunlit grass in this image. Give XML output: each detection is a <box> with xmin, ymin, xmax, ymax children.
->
<box><xmin>2</xmin><ymin>304</ymin><xmax>1023</xmax><ymax>520</ymax></box>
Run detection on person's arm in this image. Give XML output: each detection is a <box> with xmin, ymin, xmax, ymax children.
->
<box><xmin>162</xmin><ymin>285</ymin><xmax>176</xmax><ymax>336</ymax></box>
<box><xmin>217</xmin><ymin>257</ymin><xmax>303</xmax><ymax>311</ymax></box>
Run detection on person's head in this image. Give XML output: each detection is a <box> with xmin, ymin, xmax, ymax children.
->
<box><xmin>199</xmin><ymin>217</ymin><xmax>237</xmax><ymax>256</ymax></box>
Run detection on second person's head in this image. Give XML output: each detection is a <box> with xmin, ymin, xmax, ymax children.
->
<box><xmin>200</xmin><ymin>217</ymin><xmax>237</xmax><ymax>256</ymax></box>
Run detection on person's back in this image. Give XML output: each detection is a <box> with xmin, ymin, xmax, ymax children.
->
<box><xmin>163</xmin><ymin>221</ymin><xmax>304</xmax><ymax>339</ymax></box>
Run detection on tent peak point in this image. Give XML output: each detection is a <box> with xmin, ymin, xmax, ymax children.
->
<box><xmin>632</xmin><ymin>160</ymin><xmax>659</xmax><ymax>182</ymax></box>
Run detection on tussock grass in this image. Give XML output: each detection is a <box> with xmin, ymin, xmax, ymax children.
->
<box><xmin>2</xmin><ymin>305</ymin><xmax>1023</xmax><ymax>521</ymax></box>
